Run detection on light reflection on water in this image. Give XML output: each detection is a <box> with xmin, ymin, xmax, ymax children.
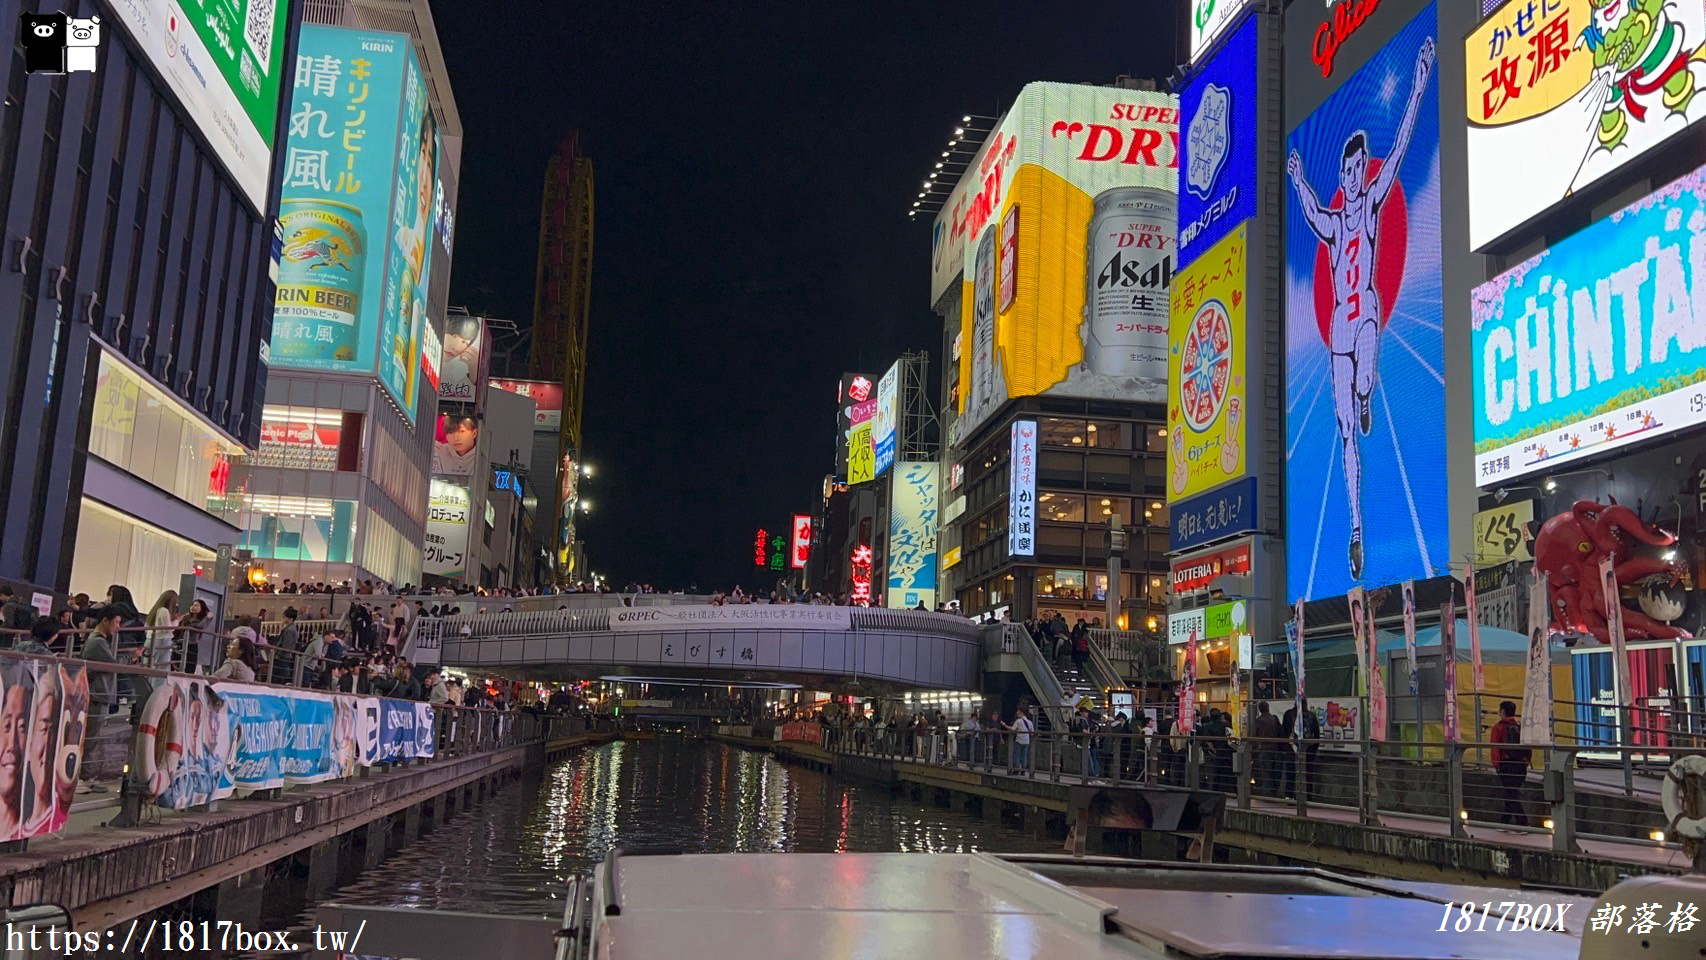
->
<box><xmin>306</xmin><ymin>736</ymin><xmax>1057</xmax><ymax>918</ymax></box>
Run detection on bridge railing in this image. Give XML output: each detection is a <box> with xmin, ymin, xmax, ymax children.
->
<box><xmin>231</xmin><ymin>591</ymin><xmax>713</xmax><ymax>623</ymax></box>
<box><xmin>818</xmin><ymin>723</ymin><xmax>1701</xmax><ymax>861</ymax></box>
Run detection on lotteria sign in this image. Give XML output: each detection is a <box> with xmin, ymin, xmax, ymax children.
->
<box><xmin>1471</xmin><ymin>163</ymin><xmax>1706</xmax><ymax>486</ymax></box>
<box><xmin>1171</xmin><ymin>541</ymin><xmax>1254</xmax><ymax>593</ymax></box>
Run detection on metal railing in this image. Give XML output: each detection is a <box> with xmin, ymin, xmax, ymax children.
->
<box><xmin>227</xmin><ymin>591</ymin><xmax>713</xmax><ymax>622</ymax></box>
<box><xmin>817</xmin><ymin>723</ymin><xmax>1703</xmax><ymax>864</ymax></box>
<box><xmin>989</xmin><ymin>624</ymin><xmax>1072</xmax><ymax>728</ymax></box>
<box><xmin>0</xmin><ymin>636</ymin><xmax>604</xmax><ymax>850</ymax></box>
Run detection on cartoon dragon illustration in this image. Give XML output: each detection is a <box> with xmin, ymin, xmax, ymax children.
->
<box><xmin>1582</xmin><ymin>0</ymin><xmax>1706</xmax><ymax>150</ymax></box>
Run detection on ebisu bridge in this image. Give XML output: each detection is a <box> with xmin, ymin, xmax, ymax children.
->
<box><xmin>411</xmin><ymin>605</ymin><xmax>986</xmax><ymax>693</ymax></box>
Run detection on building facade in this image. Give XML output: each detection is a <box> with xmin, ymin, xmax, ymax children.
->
<box><xmin>234</xmin><ymin>0</ymin><xmax>462</xmax><ymax>591</ymax></box>
<box><xmin>0</xmin><ymin>0</ymin><xmax>300</xmax><ymax>604</ymax></box>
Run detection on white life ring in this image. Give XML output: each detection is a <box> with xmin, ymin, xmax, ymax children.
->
<box><xmin>134</xmin><ymin>685</ymin><xmax>184</xmax><ymax>797</ymax></box>
<box><xmin>1661</xmin><ymin>754</ymin><xmax>1706</xmax><ymax>841</ymax></box>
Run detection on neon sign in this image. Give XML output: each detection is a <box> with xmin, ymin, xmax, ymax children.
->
<box><xmin>850</xmin><ymin>544</ymin><xmax>873</xmax><ymax>605</ymax></box>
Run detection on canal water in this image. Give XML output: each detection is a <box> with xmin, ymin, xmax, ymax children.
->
<box><xmin>263</xmin><ymin>735</ymin><xmax>1059</xmax><ymax>942</ymax></box>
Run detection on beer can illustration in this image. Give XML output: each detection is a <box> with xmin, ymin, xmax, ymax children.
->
<box><xmin>1082</xmin><ymin>187</ymin><xmax>1175</xmax><ymax>379</ymax></box>
<box><xmin>967</xmin><ymin>228</ymin><xmax>1006</xmax><ymax>423</ymax></box>
<box><xmin>275</xmin><ymin>199</ymin><xmax>365</xmax><ymax>365</ymax></box>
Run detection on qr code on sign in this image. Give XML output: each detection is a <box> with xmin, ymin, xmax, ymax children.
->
<box><xmin>245</xmin><ymin>0</ymin><xmax>277</xmax><ymax>71</ymax></box>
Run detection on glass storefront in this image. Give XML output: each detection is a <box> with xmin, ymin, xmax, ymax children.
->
<box><xmin>86</xmin><ymin>349</ymin><xmax>243</xmax><ymax>523</ymax></box>
<box><xmin>254</xmin><ymin>404</ymin><xmax>363</xmax><ymax>471</ymax></box>
<box><xmin>70</xmin><ymin>499</ymin><xmax>216</xmax><ymax>606</ymax></box>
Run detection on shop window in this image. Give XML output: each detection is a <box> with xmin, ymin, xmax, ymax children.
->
<box><xmin>1039</xmin><ymin>450</ymin><xmax>1081</xmax><ymax>487</ymax></box>
<box><xmin>1087</xmin><ymin>453</ymin><xmax>1133</xmax><ymax>492</ymax></box>
<box><xmin>239</xmin><ymin>496</ymin><xmax>358</xmax><ymax>564</ymax></box>
<box><xmin>1036</xmin><ymin>525</ymin><xmax>1083</xmax><ymax>564</ymax></box>
<box><xmin>1037</xmin><ymin>491</ymin><xmax>1086</xmax><ymax>523</ymax></box>
<box><xmin>1039</xmin><ymin>417</ymin><xmax>1088</xmax><ymax>447</ymax></box>
<box><xmin>1145</xmin><ymin>425</ymin><xmax>1169</xmax><ymax>453</ymax></box>
<box><xmin>1086</xmin><ymin>421</ymin><xmax>1131</xmax><ymax>450</ymax></box>
<box><xmin>256</xmin><ymin>404</ymin><xmax>349</xmax><ymax>471</ymax></box>
<box><xmin>1092</xmin><ymin>496</ymin><xmax>1132</xmax><ymax>522</ymax></box>
<box><xmin>1039</xmin><ymin>569</ymin><xmax>1087</xmax><ymax>601</ymax></box>
<box><xmin>87</xmin><ymin>350</ymin><xmax>241</xmax><ymax>512</ymax></box>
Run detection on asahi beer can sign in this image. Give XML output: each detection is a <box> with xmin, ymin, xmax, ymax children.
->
<box><xmin>1084</xmin><ymin>187</ymin><xmax>1174</xmax><ymax>380</ymax></box>
<box><xmin>966</xmin><ymin>229</ymin><xmax>1006</xmax><ymax>428</ymax></box>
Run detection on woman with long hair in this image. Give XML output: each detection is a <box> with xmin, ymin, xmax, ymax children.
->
<box><xmin>210</xmin><ymin>634</ymin><xmax>259</xmax><ymax>682</ymax></box>
<box><xmin>176</xmin><ymin>599</ymin><xmax>211</xmax><ymax>671</ymax></box>
<box><xmin>144</xmin><ymin>590</ymin><xmax>178</xmax><ymax>672</ymax></box>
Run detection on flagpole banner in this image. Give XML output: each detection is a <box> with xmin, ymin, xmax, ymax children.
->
<box><xmin>1441</xmin><ymin>593</ymin><xmax>1459</xmax><ymax>742</ymax></box>
<box><xmin>1347</xmin><ymin>586</ymin><xmax>1369</xmax><ymax>737</ymax></box>
<box><xmin>1466</xmin><ymin>561</ymin><xmax>1485</xmax><ymax>692</ymax></box>
<box><xmin>1180</xmin><ymin>627</ymin><xmax>1200</xmax><ymax>734</ymax></box>
<box><xmin>1521</xmin><ymin>566</ymin><xmax>1554</xmax><ymax>746</ymax></box>
<box><xmin>1366</xmin><ymin>594</ymin><xmax>1386</xmax><ymax>742</ymax></box>
<box><xmin>1402</xmin><ymin>580</ymin><xmax>1419</xmax><ymax>697</ymax></box>
<box><xmin>1598</xmin><ymin>555</ymin><xmax>1632</xmax><ymax>731</ymax></box>
<box><xmin>1292</xmin><ymin>598</ymin><xmax>1308</xmax><ymax>743</ymax></box>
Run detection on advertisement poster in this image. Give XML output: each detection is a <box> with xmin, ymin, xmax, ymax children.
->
<box><xmin>0</xmin><ymin>659</ymin><xmax>88</xmax><ymax>840</ymax></box>
<box><xmin>378</xmin><ymin>49</ymin><xmax>436</xmax><ymax>422</ymax></box>
<box><xmin>1402</xmin><ymin>580</ymin><xmax>1420</xmax><ymax>697</ymax></box>
<box><xmin>1179</xmin><ymin>15</ymin><xmax>1258</xmax><ymax>270</ymax></box>
<box><xmin>1167</xmin><ymin>222</ymin><xmax>1247</xmax><ymax>501</ymax></box>
<box><xmin>1466</xmin><ymin>562</ymin><xmax>1486</xmax><ymax>692</ymax></box>
<box><xmin>104</xmin><ymin>0</ymin><xmax>290</xmax><ymax>211</ymax></box>
<box><xmin>432</xmin><ymin>414</ymin><xmax>480</xmax><ymax>476</ymax></box>
<box><xmin>1442</xmin><ymin>593</ymin><xmax>1459</xmax><ymax>740</ymax></box>
<box><xmin>272</xmin><ymin>27</ymin><xmax>408</xmax><ymax>383</ymax></box>
<box><xmin>886</xmin><ymin>463</ymin><xmax>940</xmax><ymax>610</ymax></box>
<box><xmin>873</xmin><ymin>363</ymin><xmax>900</xmax><ymax>478</ymax></box>
<box><xmin>1472</xmin><ymin>500</ymin><xmax>1535</xmax><ymax>564</ymax></box>
<box><xmin>424</xmin><ymin>479</ymin><xmax>471</xmax><ymax>579</ymax></box>
<box><xmin>1290</xmin><ymin>599</ymin><xmax>1307</xmax><ymax>741</ymax></box>
<box><xmin>437</xmin><ymin>314</ymin><xmax>487</xmax><ymax>404</ymax></box>
<box><xmin>1522</xmin><ymin>566</ymin><xmax>1554</xmax><ymax>744</ymax></box>
<box><xmin>1284</xmin><ymin>6</ymin><xmax>1447</xmax><ymax>602</ymax></box>
<box><xmin>157</xmin><ymin>678</ymin><xmax>235</xmax><ymax>810</ymax></box>
<box><xmin>216</xmin><ymin>685</ymin><xmax>422</xmax><ymax>790</ymax></box>
<box><xmin>1465</xmin><ymin>0</ymin><xmax>1706</xmax><ymax>249</ymax></box>
<box><xmin>950</xmin><ymin>83</ymin><xmax>1180</xmax><ymax>439</ymax></box>
<box><xmin>1008</xmin><ymin>421</ymin><xmax>1037</xmax><ymax>557</ymax></box>
<box><xmin>609</xmin><ymin>605</ymin><xmax>853</xmax><ymax>631</ymax></box>
<box><xmin>1179</xmin><ymin>627</ymin><xmax>1200</xmax><ymax>733</ymax></box>
<box><xmin>1600</xmin><ymin>555</ymin><xmax>1633</xmax><ymax>713</ymax></box>
<box><xmin>377</xmin><ymin>700</ymin><xmax>436</xmax><ymax>763</ymax></box>
<box><xmin>1348</xmin><ymin>586</ymin><xmax>1370</xmax><ymax>699</ymax></box>
<box><xmin>1475</xmin><ymin>561</ymin><xmax>1521</xmax><ymax>634</ymax></box>
<box><xmin>835</xmin><ymin>373</ymin><xmax>875</xmax><ymax>477</ymax></box>
<box><xmin>490</xmin><ymin>379</ymin><xmax>565</xmax><ymax>430</ymax></box>
<box><xmin>1470</xmin><ymin>162</ymin><xmax>1706</xmax><ymax>486</ymax></box>
<box><xmin>1366</xmin><ymin>592</ymin><xmax>1387</xmax><ymax>740</ymax></box>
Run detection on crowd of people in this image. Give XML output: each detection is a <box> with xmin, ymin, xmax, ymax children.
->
<box><xmin>239</xmin><ymin>578</ymin><xmax>611</xmax><ymax>597</ymax></box>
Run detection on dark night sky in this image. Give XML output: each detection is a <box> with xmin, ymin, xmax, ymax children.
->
<box><xmin>432</xmin><ymin>1</ymin><xmax>1181</xmax><ymax>589</ymax></box>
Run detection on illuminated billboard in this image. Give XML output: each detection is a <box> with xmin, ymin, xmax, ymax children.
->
<box><xmin>1472</xmin><ymin>162</ymin><xmax>1706</xmax><ymax>486</ymax></box>
<box><xmin>1284</xmin><ymin>4</ymin><xmax>1447</xmax><ymax>602</ymax></box>
<box><xmin>873</xmin><ymin>362</ymin><xmax>900</xmax><ymax>477</ymax></box>
<box><xmin>272</xmin><ymin>26</ymin><xmax>436</xmax><ymax>424</ymax></box>
<box><xmin>490</xmin><ymin>379</ymin><xmax>565</xmax><ymax>430</ymax></box>
<box><xmin>887</xmin><ymin>463</ymin><xmax>940</xmax><ymax>609</ymax></box>
<box><xmin>1178</xmin><ymin>15</ymin><xmax>1258</xmax><ymax>272</ymax></box>
<box><xmin>424</xmin><ymin>479</ymin><xmax>470</xmax><ymax>579</ymax></box>
<box><xmin>949</xmin><ymin>83</ymin><xmax>1180</xmax><ymax>441</ymax></box>
<box><xmin>790</xmin><ymin>515</ymin><xmax>812</xmax><ymax>570</ymax></box>
<box><xmin>835</xmin><ymin>373</ymin><xmax>876</xmax><ymax>478</ymax></box>
<box><xmin>1190</xmin><ymin>0</ymin><xmax>1254</xmax><ymax>63</ymax></box>
<box><xmin>105</xmin><ymin>0</ymin><xmax>289</xmax><ymax>212</ymax></box>
<box><xmin>1009</xmin><ymin>421</ymin><xmax>1037</xmax><ymax>558</ymax></box>
<box><xmin>1466</xmin><ymin>0</ymin><xmax>1706</xmax><ymax>250</ymax></box>
<box><xmin>1167</xmin><ymin>222</ymin><xmax>1247</xmax><ymax>502</ymax></box>
<box><xmin>438</xmin><ymin>315</ymin><xmax>487</xmax><ymax>404</ymax></box>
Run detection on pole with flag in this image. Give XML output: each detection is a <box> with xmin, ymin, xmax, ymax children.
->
<box><xmin>1442</xmin><ymin>589</ymin><xmax>1459</xmax><ymax>742</ymax></box>
<box><xmin>1292</xmin><ymin>598</ymin><xmax>1307</xmax><ymax>745</ymax></box>
<box><xmin>1466</xmin><ymin>559</ymin><xmax>1486</xmax><ymax>693</ymax></box>
<box><xmin>1598</xmin><ymin>555</ymin><xmax>1632</xmax><ymax>747</ymax></box>
<box><xmin>1521</xmin><ymin>565</ymin><xmax>1554</xmax><ymax>746</ymax></box>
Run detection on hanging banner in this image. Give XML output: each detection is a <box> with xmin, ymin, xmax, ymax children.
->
<box><xmin>1521</xmin><ymin>566</ymin><xmax>1554</xmax><ymax>745</ymax></box>
<box><xmin>378</xmin><ymin>699</ymin><xmax>437</xmax><ymax>762</ymax></box>
<box><xmin>1291</xmin><ymin>598</ymin><xmax>1308</xmax><ymax>743</ymax></box>
<box><xmin>157</xmin><ymin>678</ymin><xmax>237</xmax><ymax>810</ymax></box>
<box><xmin>1466</xmin><ymin>561</ymin><xmax>1485</xmax><ymax>692</ymax></box>
<box><xmin>1366</xmin><ymin>593</ymin><xmax>1385</xmax><ymax>741</ymax></box>
<box><xmin>1474</xmin><ymin>561</ymin><xmax>1521</xmax><ymax>634</ymax></box>
<box><xmin>1401</xmin><ymin>580</ymin><xmax>1420</xmax><ymax>697</ymax></box>
<box><xmin>1347</xmin><ymin>586</ymin><xmax>1369</xmax><ymax>700</ymax></box>
<box><xmin>1180</xmin><ymin>627</ymin><xmax>1200</xmax><ymax>734</ymax></box>
<box><xmin>1598</xmin><ymin>555</ymin><xmax>1632</xmax><ymax>723</ymax></box>
<box><xmin>1441</xmin><ymin>594</ymin><xmax>1459</xmax><ymax>742</ymax></box>
<box><xmin>0</xmin><ymin>659</ymin><xmax>90</xmax><ymax>840</ymax></box>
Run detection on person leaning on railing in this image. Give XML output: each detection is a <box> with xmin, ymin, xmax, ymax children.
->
<box><xmin>210</xmin><ymin>633</ymin><xmax>259</xmax><ymax>682</ymax></box>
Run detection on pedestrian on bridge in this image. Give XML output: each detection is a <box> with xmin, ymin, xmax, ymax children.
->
<box><xmin>1489</xmin><ymin>701</ymin><xmax>1531</xmax><ymax>826</ymax></box>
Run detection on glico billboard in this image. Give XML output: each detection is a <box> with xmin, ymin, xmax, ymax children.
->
<box><xmin>1472</xmin><ymin>162</ymin><xmax>1706</xmax><ymax>486</ymax></box>
<box><xmin>940</xmin><ymin>82</ymin><xmax>1180</xmax><ymax>442</ymax></box>
<box><xmin>1283</xmin><ymin>2</ymin><xmax>1449</xmax><ymax>602</ymax></box>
